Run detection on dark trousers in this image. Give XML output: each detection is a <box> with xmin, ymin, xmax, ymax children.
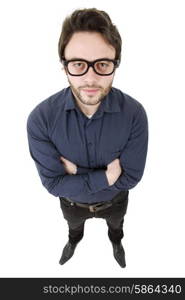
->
<box><xmin>59</xmin><ymin>191</ymin><xmax>129</xmax><ymax>244</ymax></box>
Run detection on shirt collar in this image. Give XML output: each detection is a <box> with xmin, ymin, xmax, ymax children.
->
<box><xmin>64</xmin><ymin>88</ymin><xmax>76</xmax><ymax>111</ymax></box>
<box><xmin>64</xmin><ymin>87</ymin><xmax>121</xmax><ymax>114</ymax></box>
<box><xmin>100</xmin><ymin>88</ymin><xmax>121</xmax><ymax>113</ymax></box>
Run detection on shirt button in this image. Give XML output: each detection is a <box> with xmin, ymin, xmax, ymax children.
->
<box><xmin>88</xmin><ymin>142</ymin><xmax>92</xmax><ymax>146</ymax></box>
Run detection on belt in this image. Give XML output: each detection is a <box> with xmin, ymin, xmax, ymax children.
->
<box><xmin>64</xmin><ymin>198</ymin><xmax>112</xmax><ymax>212</ymax></box>
<box><xmin>60</xmin><ymin>191</ymin><xmax>128</xmax><ymax>213</ymax></box>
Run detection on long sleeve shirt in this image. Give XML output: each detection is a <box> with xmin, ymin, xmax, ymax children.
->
<box><xmin>27</xmin><ymin>87</ymin><xmax>148</xmax><ymax>204</ymax></box>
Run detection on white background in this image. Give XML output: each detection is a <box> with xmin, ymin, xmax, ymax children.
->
<box><xmin>0</xmin><ymin>0</ymin><xmax>185</xmax><ymax>277</ymax></box>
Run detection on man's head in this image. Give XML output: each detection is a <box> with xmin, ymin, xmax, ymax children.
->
<box><xmin>58</xmin><ymin>8</ymin><xmax>122</xmax><ymax>109</ymax></box>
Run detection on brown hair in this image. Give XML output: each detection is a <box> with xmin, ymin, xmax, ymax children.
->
<box><xmin>58</xmin><ymin>8</ymin><xmax>122</xmax><ymax>62</ymax></box>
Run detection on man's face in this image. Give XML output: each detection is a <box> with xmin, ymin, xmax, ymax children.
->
<box><xmin>64</xmin><ymin>32</ymin><xmax>116</xmax><ymax>107</ymax></box>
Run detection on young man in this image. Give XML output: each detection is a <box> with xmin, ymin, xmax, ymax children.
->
<box><xmin>27</xmin><ymin>8</ymin><xmax>148</xmax><ymax>268</ymax></box>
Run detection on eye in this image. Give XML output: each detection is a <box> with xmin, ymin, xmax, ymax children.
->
<box><xmin>94</xmin><ymin>60</ymin><xmax>115</xmax><ymax>75</ymax></box>
<box><xmin>96</xmin><ymin>61</ymin><xmax>111</xmax><ymax>70</ymax></box>
<box><xmin>100</xmin><ymin>63</ymin><xmax>109</xmax><ymax>67</ymax></box>
<box><xmin>99</xmin><ymin>62</ymin><xmax>109</xmax><ymax>68</ymax></box>
<box><xmin>73</xmin><ymin>62</ymin><xmax>83</xmax><ymax>67</ymax></box>
<box><xmin>71</xmin><ymin>62</ymin><xmax>86</xmax><ymax>69</ymax></box>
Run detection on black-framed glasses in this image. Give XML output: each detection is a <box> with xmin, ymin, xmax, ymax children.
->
<box><xmin>62</xmin><ymin>58</ymin><xmax>120</xmax><ymax>76</ymax></box>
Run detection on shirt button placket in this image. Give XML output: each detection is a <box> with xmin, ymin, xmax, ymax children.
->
<box><xmin>88</xmin><ymin>141</ymin><xmax>94</xmax><ymax>166</ymax></box>
<box><xmin>85</xmin><ymin>122</ymin><xmax>95</xmax><ymax>168</ymax></box>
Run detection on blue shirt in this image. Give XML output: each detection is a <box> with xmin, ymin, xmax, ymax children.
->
<box><xmin>27</xmin><ymin>87</ymin><xmax>148</xmax><ymax>204</ymax></box>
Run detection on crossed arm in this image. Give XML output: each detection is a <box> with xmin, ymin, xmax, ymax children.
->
<box><xmin>60</xmin><ymin>156</ymin><xmax>122</xmax><ymax>186</ymax></box>
<box><xmin>27</xmin><ymin>103</ymin><xmax>148</xmax><ymax>198</ymax></box>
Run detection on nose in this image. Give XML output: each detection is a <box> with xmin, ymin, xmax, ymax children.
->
<box><xmin>83</xmin><ymin>65</ymin><xmax>99</xmax><ymax>83</ymax></box>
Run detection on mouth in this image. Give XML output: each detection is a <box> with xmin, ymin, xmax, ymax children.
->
<box><xmin>82</xmin><ymin>88</ymin><xmax>100</xmax><ymax>94</ymax></box>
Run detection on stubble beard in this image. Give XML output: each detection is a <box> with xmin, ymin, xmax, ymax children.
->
<box><xmin>68</xmin><ymin>79</ymin><xmax>113</xmax><ymax>106</ymax></box>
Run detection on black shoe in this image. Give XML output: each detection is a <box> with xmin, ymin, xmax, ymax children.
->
<box><xmin>59</xmin><ymin>241</ymin><xmax>78</xmax><ymax>265</ymax></box>
<box><xmin>111</xmin><ymin>242</ymin><xmax>126</xmax><ymax>268</ymax></box>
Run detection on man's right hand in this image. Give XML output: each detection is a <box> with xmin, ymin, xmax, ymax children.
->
<box><xmin>105</xmin><ymin>158</ymin><xmax>122</xmax><ymax>186</ymax></box>
<box><xmin>60</xmin><ymin>156</ymin><xmax>77</xmax><ymax>175</ymax></box>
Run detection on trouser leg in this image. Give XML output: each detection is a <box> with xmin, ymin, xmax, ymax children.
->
<box><xmin>59</xmin><ymin>197</ymin><xmax>91</xmax><ymax>244</ymax></box>
<box><xmin>106</xmin><ymin>218</ymin><xmax>124</xmax><ymax>243</ymax></box>
<box><xmin>105</xmin><ymin>192</ymin><xmax>129</xmax><ymax>244</ymax></box>
<box><xmin>67</xmin><ymin>220</ymin><xmax>85</xmax><ymax>244</ymax></box>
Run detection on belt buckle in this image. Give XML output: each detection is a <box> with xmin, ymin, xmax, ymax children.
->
<box><xmin>89</xmin><ymin>205</ymin><xmax>95</xmax><ymax>212</ymax></box>
<box><xmin>89</xmin><ymin>203</ymin><xmax>104</xmax><ymax>212</ymax></box>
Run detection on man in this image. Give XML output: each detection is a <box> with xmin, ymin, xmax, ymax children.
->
<box><xmin>27</xmin><ymin>8</ymin><xmax>148</xmax><ymax>268</ymax></box>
